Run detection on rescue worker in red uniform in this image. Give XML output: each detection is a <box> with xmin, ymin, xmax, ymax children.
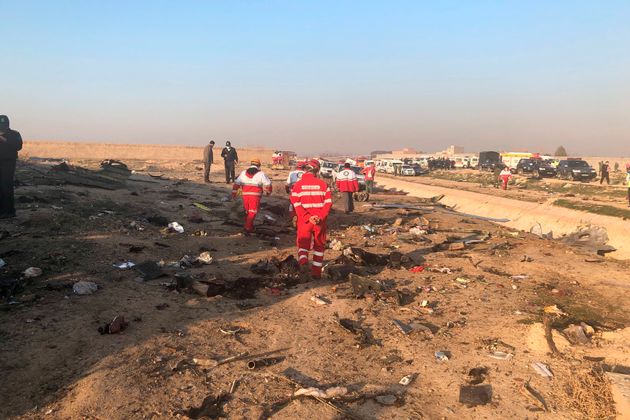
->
<box><xmin>231</xmin><ymin>158</ymin><xmax>272</xmax><ymax>234</ymax></box>
<box><xmin>336</xmin><ymin>162</ymin><xmax>359</xmax><ymax>214</ymax></box>
<box><xmin>499</xmin><ymin>166</ymin><xmax>512</xmax><ymax>190</ymax></box>
<box><xmin>290</xmin><ymin>159</ymin><xmax>333</xmax><ymax>279</ymax></box>
<box><xmin>286</xmin><ymin>161</ymin><xmax>306</xmax><ymax>221</ymax></box>
<box><xmin>360</xmin><ymin>162</ymin><xmax>376</xmax><ymax>194</ymax></box>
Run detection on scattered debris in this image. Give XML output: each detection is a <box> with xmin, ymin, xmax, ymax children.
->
<box><xmin>329</xmin><ymin>239</ymin><xmax>344</xmax><ymax>251</ymax></box>
<box><xmin>375</xmin><ymin>395</ymin><xmax>397</xmax><ymax>406</ymax></box>
<box><xmin>98</xmin><ymin>315</ymin><xmax>128</xmax><ymax>334</ymax></box>
<box><xmin>167</xmin><ymin>221</ymin><xmax>185</xmax><ymax>234</ymax></box>
<box><xmin>531</xmin><ymin>362</ymin><xmax>553</xmax><ymax>378</ymax></box>
<box><xmin>294</xmin><ymin>386</ymin><xmax>348</xmax><ymax>399</ymax></box>
<box><xmin>197</xmin><ymin>251</ymin><xmax>214</xmax><ymax>265</ymax></box>
<box><xmin>563</xmin><ymin>324</ymin><xmax>590</xmax><ymax>345</ymax></box>
<box><xmin>247</xmin><ymin>356</ymin><xmax>285</xmax><ymax>370</ymax></box>
<box><xmin>134</xmin><ymin>261</ymin><xmax>163</xmax><ymax>280</ymax></box>
<box><xmin>310</xmin><ymin>295</ymin><xmax>330</xmax><ymax>305</ymax></box>
<box><xmin>435</xmin><ymin>351</ymin><xmax>451</xmax><ymax>361</ymax></box>
<box><xmin>399</xmin><ymin>374</ymin><xmax>417</xmax><ymax>386</ymax></box>
<box><xmin>488</xmin><ymin>351</ymin><xmax>513</xmax><ymax>360</ymax></box>
<box><xmin>467</xmin><ymin>367</ymin><xmax>489</xmax><ymax>385</ymax></box>
<box><xmin>184</xmin><ymin>393</ymin><xmax>229</xmax><ymax>419</ymax></box>
<box><xmin>523</xmin><ymin>381</ymin><xmax>549</xmax><ymax>411</ymax></box>
<box><xmin>459</xmin><ymin>384</ymin><xmax>493</xmax><ymax>406</ymax></box>
<box><xmin>113</xmin><ymin>261</ymin><xmax>136</xmax><ymax>269</ymax></box>
<box><xmin>23</xmin><ymin>267</ymin><xmax>43</xmax><ymax>278</ymax></box>
<box><xmin>72</xmin><ymin>281</ymin><xmax>98</xmax><ymax>295</ymax></box>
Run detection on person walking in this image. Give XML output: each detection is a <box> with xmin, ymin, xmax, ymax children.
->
<box><xmin>231</xmin><ymin>158</ymin><xmax>272</xmax><ymax>234</ymax></box>
<box><xmin>0</xmin><ymin>115</ymin><xmax>23</xmax><ymax>219</ymax></box>
<box><xmin>600</xmin><ymin>161</ymin><xmax>610</xmax><ymax>185</ymax></box>
<box><xmin>221</xmin><ymin>141</ymin><xmax>239</xmax><ymax>184</ymax></box>
<box><xmin>336</xmin><ymin>162</ymin><xmax>359</xmax><ymax>214</ymax></box>
<box><xmin>202</xmin><ymin>140</ymin><xmax>215</xmax><ymax>183</ymax></box>
<box><xmin>499</xmin><ymin>166</ymin><xmax>512</xmax><ymax>190</ymax></box>
<box><xmin>290</xmin><ymin>159</ymin><xmax>333</xmax><ymax>279</ymax></box>
<box><xmin>361</xmin><ymin>162</ymin><xmax>376</xmax><ymax>194</ymax></box>
<box><xmin>286</xmin><ymin>161</ymin><xmax>306</xmax><ymax>221</ymax></box>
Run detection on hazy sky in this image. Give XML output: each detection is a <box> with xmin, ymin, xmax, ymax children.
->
<box><xmin>2</xmin><ymin>1</ymin><xmax>629</xmax><ymax>155</ymax></box>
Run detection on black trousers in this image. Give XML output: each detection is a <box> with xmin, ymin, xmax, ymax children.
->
<box><xmin>600</xmin><ymin>172</ymin><xmax>609</xmax><ymax>184</ymax></box>
<box><xmin>203</xmin><ymin>163</ymin><xmax>212</xmax><ymax>182</ymax></box>
<box><xmin>0</xmin><ymin>159</ymin><xmax>16</xmax><ymax>217</ymax></box>
<box><xmin>342</xmin><ymin>192</ymin><xmax>354</xmax><ymax>213</ymax></box>
<box><xmin>224</xmin><ymin>161</ymin><xmax>236</xmax><ymax>183</ymax></box>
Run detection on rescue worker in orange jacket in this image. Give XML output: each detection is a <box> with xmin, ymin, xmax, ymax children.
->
<box><xmin>231</xmin><ymin>158</ymin><xmax>272</xmax><ymax>234</ymax></box>
<box><xmin>336</xmin><ymin>162</ymin><xmax>359</xmax><ymax>214</ymax></box>
<box><xmin>290</xmin><ymin>159</ymin><xmax>333</xmax><ymax>279</ymax></box>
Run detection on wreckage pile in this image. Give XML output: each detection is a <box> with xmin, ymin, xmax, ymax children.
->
<box><xmin>0</xmin><ymin>161</ymin><xmax>627</xmax><ymax>419</ymax></box>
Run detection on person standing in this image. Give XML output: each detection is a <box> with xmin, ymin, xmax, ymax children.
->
<box><xmin>221</xmin><ymin>141</ymin><xmax>238</xmax><ymax>184</ymax></box>
<box><xmin>626</xmin><ymin>167</ymin><xmax>630</xmax><ymax>207</ymax></box>
<box><xmin>499</xmin><ymin>166</ymin><xmax>512</xmax><ymax>190</ymax></box>
<box><xmin>202</xmin><ymin>140</ymin><xmax>215</xmax><ymax>183</ymax></box>
<box><xmin>600</xmin><ymin>161</ymin><xmax>610</xmax><ymax>185</ymax></box>
<box><xmin>361</xmin><ymin>162</ymin><xmax>376</xmax><ymax>194</ymax></box>
<box><xmin>231</xmin><ymin>158</ymin><xmax>272</xmax><ymax>234</ymax></box>
<box><xmin>290</xmin><ymin>159</ymin><xmax>333</xmax><ymax>279</ymax></box>
<box><xmin>336</xmin><ymin>163</ymin><xmax>359</xmax><ymax>214</ymax></box>
<box><xmin>286</xmin><ymin>161</ymin><xmax>306</xmax><ymax>221</ymax></box>
<box><xmin>0</xmin><ymin>115</ymin><xmax>22</xmax><ymax>219</ymax></box>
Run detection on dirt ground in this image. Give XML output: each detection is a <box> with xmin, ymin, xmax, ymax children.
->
<box><xmin>1</xmin><ymin>158</ymin><xmax>629</xmax><ymax>419</ymax></box>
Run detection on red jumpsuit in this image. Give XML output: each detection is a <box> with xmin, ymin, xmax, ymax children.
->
<box><xmin>232</xmin><ymin>166</ymin><xmax>272</xmax><ymax>232</ymax></box>
<box><xmin>290</xmin><ymin>172</ymin><xmax>333</xmax><ymax>278</ymax></box>
<box><xmin>500</xmin><ymin>169</ymin><xmax>512</xmax><ymax>190</ymax></box>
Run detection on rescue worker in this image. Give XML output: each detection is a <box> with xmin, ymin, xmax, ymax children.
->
<box><xmin>600</xmin><ymin>161</ymin><xmax>610</xmax><ymax>185</ymax></box>
<box><xmin>336</xmin><ymin>162</ymin><xmax>359</xmax><ymax>214</ymax></box>
<box><xmin>499</xmin><ymin>166</ymin><xmax>512</xmax><ymax>190</ymax></box>
<box><xmin>286</xmin><ymin>161</ymin><xmax>306</xmax><ymax>221</ymax></box>
<box><xmin>221</xmin><ymin>141</ymin><xmax>239</xmax><ymax>184</ymax></box>
<box><xmin>393</xmin><ymin>161</ymin><xmax>402</xmax><ymax>176</ymax></box>
<box><xmin>0</xmin><ymin>115</ymin><xmax>22</xmax><ymax>219</ymax></box>
<box><xmin>361</xmin><ymin>162</ymin><xmax>376</xmax><ymax>194</ymax></box>
<box><xmin>290</xmin><ymin>159</ymin><xmax>332</xmax><ymax>279</ymax></box>
<box><xmin>202</xmin><ymin>140</ymin><xmax>215</xmax><ymax>183</ymax></box>
<box><xmin>231</xmin><ymin>158</ymin><xmax>272</xmax><ymax>234</ymax></box>
<box><xmin>626</xmin><ymin>167</ymin><xmax>630</xmax><ymax>207</ymax></box>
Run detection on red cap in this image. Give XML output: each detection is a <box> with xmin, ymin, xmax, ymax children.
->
<box><xmin>306</xmin><ymin>159</ymin><xmax>321</xmax><ymax>171</ymax></box>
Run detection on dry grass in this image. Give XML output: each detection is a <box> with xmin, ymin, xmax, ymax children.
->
<box><xmin>22</xmin><ymin>141</ymin><xmax>275</xmax><ymax>163</ymax></box>
<box><xmin>553</xmin><ymin>366</ymin><xmax>616</xmax><ymax>419</ymax></box>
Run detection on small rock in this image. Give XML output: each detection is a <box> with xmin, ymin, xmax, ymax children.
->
<box><xmin>72</xmin><ymin>281</ymin><xmax>98</xmax><ymax>295</ymax></box>
<box><xmin>563</xmin><ymin>324</ymin><xmax>590</xmax><ymax>345</ymax></box>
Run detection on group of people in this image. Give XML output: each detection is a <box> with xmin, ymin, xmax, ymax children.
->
<box><xmin>202</xmin><ymin>140</ymin><xmax>239</xmax><ymax>184</ymax></box>
<box><xmin>228</xmin><ymin>158</ymin><xmax>381</xmax><ymax>278</ymax></box>
<box><xmin>230</xmin><ymin>158</ymin><xmax>332</xmax><ymax>279</ymax></box>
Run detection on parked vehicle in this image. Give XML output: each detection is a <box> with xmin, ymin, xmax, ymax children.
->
<box><xmin>400</xmin><ymin>165</ymin><xmax>416</xmax><ymax>176</ymax></box>
<box><xmin>478</xmin><ymin>151</ymin><xmax>503</xmax><ymax>171</ymax></box>
<box><xmin>556</xmin><ymin>159</ymin><xmax>597</xmax><ymax>181</ymax></box>
<box><xmin>332</xmin><ymin>164</ymin><xmax>366</xmax><ymax>190</ymax></box>
<box><xmin>515</xmin><ymin>158</ymin><xmax>557</xmax><ymax>178</ymax></box>
<box><xmin>319</xmin><ymin>160</ymin><xmax>338</xmax><ymax>178</ymax></box>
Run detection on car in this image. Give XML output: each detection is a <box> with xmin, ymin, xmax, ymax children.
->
<box><xmin>401</xmin><ymin>165</ymin><xmax>416</xmax><ymax>176</ymax></box>
<box><xmin>556</xmin><ymin>159</ymin><xmax>597</xmax><ymax>181</ymax></box>
<box><xmin>515</xmin><ymin>158</ymin><xmax>557</xmax><ymax>178</ymax></box>
<box><xmin>332</xmin><ymin>164</ymin><xmax>366</xmax><ymax>190</ymax></box>
<box><xmin>478</xmin><ymin>151</ymin><xmax>503</xmax><ymax>171</ymax></box>
<box><xmin>319</xmin><ymin>161</ymin><xmax>337</xmax><ymax>178</ymax></box>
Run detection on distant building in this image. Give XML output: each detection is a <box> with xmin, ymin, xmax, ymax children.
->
<box><xmin>391</xmin><ymin>148</ymin><xmax>422</xmax><ymax>155</ymax></box>
<box><xmin>436</xmin><ymin>145</ymin><xmax>464</xmax><ymax>157</ymax></box>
